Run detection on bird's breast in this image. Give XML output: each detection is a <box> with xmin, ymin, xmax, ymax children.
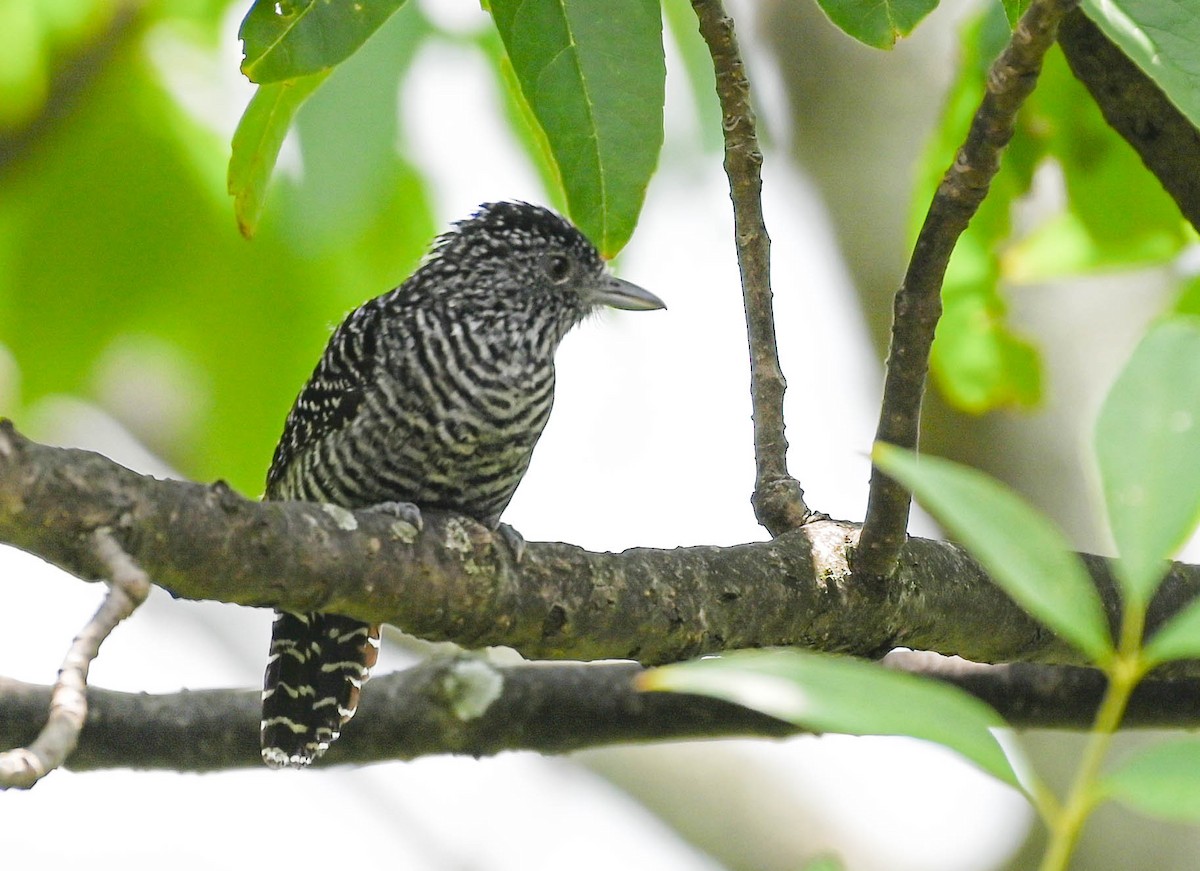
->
<box><xmin>329</xmin><ymin>355</ymin><xmax>555</xmax><ymax>520</ymax></box>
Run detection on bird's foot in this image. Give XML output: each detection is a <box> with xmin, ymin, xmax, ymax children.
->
<box><xmin>366</xmin><ymin>500</ymin><xmax>424</xmax><ymax>532</ymax></box>
<box><xmin>497</xmin><ymin>523</ymin><xmax>526</xmax><ymax>563</ymax></box>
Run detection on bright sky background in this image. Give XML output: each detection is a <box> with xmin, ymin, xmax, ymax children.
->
<box><xmin>0</xmin><ymin>2</ymin><xmax>1032</xmax><ymax>868</ymax></box>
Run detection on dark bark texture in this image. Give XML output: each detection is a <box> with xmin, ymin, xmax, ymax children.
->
<box><xmin>5</xmin><ymin>421</ymin><xmax>1200</xmax><ymax>670</ymax></box>
<box><xmin>6</xmin><ymin>651</ymin><xmax>1200</xmax><ymax>772</ymax></box>
<box><xmin>5</xmin><ymin>413</ymin><xmax>1200</xmax><ymax>771</ymax></box>
<box><xmin>1059</xmin><ymin>9</ymin><xmax>1200</xmax><ymax>233</ymax></box>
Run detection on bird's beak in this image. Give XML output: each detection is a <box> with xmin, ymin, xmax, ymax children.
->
<box><xmin>588</xmin><ymin>275</ymin><xmax>667</xmax><ymax>311</ymax></box>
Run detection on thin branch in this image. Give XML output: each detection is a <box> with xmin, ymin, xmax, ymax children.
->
<box><xmin>884</xmin><ymin>651</ymin><xmax>1200</xmax><ymax>728</ymax></box>
<box><xmin>691</xmin><ymin>0</ymin><xmax>810</xmax><ymax>536</ymax></box>
<box><xmin>1058</xmin><ymin>8</ymin><xmax>1200</xmax><ymax>232</ymax></box>
<box><xmin>4</xmin><ymin>651</ymin><xmax>1200</xmax><ymax>772</ymax></box>
<box><xmin>0</xmin><ymin>659</ymin><xmax>786</xmax><ymax>771</ymax></box>
<box><xmin>856</xmin><ymin>0</ymin><xmax>1081</xmax><ymax>579</ymax></box>
<box><xmin>0</xmin><ymin>528</ymin><xmax>150</xmax><ymax>789</ymax></box>
<box><xmin>5</xmin><ymin>422</ymin><xmax>1200</xmax><ymax>673</ymax></box>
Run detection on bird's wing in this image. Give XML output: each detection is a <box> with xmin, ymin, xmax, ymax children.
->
<box><xmin>265</xmin><ymin>303</ymin><xmax>381</xmax><ymax>496</ymax></box>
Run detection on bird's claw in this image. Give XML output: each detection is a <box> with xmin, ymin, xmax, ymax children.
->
<box><xmin>497</xmin><ymin>523</ymin><xmax>526</xmax><ymax>563</ymax></box>
<box><xmin>365</xmin><ymin>500</ymin><xmax>424</xmax><ymax>532</ymax></box>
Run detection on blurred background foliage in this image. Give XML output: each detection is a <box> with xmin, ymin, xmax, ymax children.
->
<box><xmin>5</xmin><ymin>0</ymin><xmax>1200</xmax><ymax>868</ymax></box>
<box><xmin>0</xmin><ymin>0</ymin><xmax>696</xmax><ymax>494</ymax></box>
<box><xmin>2</xmin><ymin>0</ymin><xmax>1193</xmax><ymax>498</ymax></box>
<box><xmin>0</xmin><ymin>0</ymin><xmax>440</xmax><ymax>494</ymax></box>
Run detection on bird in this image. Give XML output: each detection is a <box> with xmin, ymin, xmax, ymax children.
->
<box><xmin>259</xmin><ymin>200</ymin><xmax>665</xmax><ymax>767</ymax></box>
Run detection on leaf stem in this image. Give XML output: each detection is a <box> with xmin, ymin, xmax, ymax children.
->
<box><xmin>1038</xmin><ymin>605</ymin><xmax>1147</xmax><ymax>871</ymax></box>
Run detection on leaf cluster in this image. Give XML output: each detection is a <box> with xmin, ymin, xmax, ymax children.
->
<box><xmin>654</xmin><ymin>317</ymin><xmax>1200</xmax><ymax>868</ymax></box>
<box><xmin>232</xmin><ymin>0</ymin><xmax>666</xmax><ymax>255</ymax></box>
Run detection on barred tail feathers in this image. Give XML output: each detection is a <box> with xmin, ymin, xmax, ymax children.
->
<box><xmin>260</xmin><ymin>611</ymin><xmax>380</xmax><ymax>768</ymax></box>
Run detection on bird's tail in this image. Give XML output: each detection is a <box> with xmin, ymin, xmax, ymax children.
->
<box><xmin>260</xmin><ymin>611</ymin><xmax>380</xmax><ymax>768</ymax></box>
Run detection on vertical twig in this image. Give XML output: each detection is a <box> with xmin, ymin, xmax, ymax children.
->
<box><xmin>692</xmin><ymin>0</ymin><xmax>810</xmax><ymax>536</ymax></box>
<box><xmin>855</xmin><ymin>0</ymin><xmax>1081</xmax><ymax>579</ymax></box>
<box><xmin>0</xmin><ymin>528</ymin><xmax>150</xmax><ymax>789</ymax></box>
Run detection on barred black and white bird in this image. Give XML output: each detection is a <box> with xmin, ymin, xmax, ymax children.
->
<box><xmin>259</xmin><ymin>201</ymin><xmax>665</xmax><ymax>767</ymax></box>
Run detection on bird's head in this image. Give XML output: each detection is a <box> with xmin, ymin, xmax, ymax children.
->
<box><xmin>421</xmin><ymin>201</ymin><xmax>664</xmax><ymax>341</ymax></box>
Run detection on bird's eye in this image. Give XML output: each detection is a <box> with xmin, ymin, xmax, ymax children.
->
<box><xmin>544</xmin><ymin>254</ymin><xmax>573</xmax><ymax>284</ymax></box>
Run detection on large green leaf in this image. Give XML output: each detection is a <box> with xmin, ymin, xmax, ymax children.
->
<box><xmin>874</xmin><ymin>444</ymin><xmax>1114</xmax><ymax>663</ymax></box>
<box><xmin>240</xmin><ymin>0</ymin><xmax>408</xmax><ymax>84</ymax></box>
<box><xmin>1102</xmin><ymin>739</ymin><xmax>1200</xmax><ymax>821</ymax></box>
<box><xmin>476</xmin><ymin>30</ymin><xmax>568</xmax><ymax>217</ymax></box>
<box><xmin>1082</xmin><ymin>0</ymin><xmax>1200</xmax><ymax>129</ymax></box>
<box><xmin>814</xmin><ymin>0</ymin><xmax>940</xmax><ymax>49</ymax></box>
<box><xmin>228</xmin><ymin>72</ymin><xmax>330</xmax><ymax>238</ymax></box>
<box><xmin>1096</xmin><ymin>318</ymin><xmax>1200</xmax><ymax>606</ymax></box>
<box><xmin>489</xmin><ymin>0</ymin><xmax>664</xmax><ymax>257</ymax></box>
<box><xmin>641</xmin><ymin>649</ymin><xmax>1022</xmax><ymax>789</ymax></box>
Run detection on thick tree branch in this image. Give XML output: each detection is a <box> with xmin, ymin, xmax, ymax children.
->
<box><xmin>1058</xmin><ymin>8</ymin><xmax>1200</xmax><ymax>232</ymax></box>
<box><xmin>8</xmin><ymin>422</ymin><xmax>1200</xmax><ymax>773</ymax></box>
<box><xmin>692</xmin><ymin>0</ymin><xmax>810</xmax><ymax>535</ymax></box>
<box><xmin>5</xmin><ymin>651</ymin><xmax>1200</xmax><ymax>772</ymax></box>
<box><xmin>1060</xmin><ymin>11</ymin><xmax>1200</xmax><ymax>235</ymax></box>
<box><xmin>5</xmin><ymin>421</ymin><xmax>1200</xmax><ymax>671</ymax></box>
<box><xmin>857</xmin><ymin>0</ymin><xmax>1080</xmax><ymax>578</ymax></box>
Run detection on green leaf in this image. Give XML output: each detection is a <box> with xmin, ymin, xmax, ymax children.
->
<box><xmin>1003</xmin><ymin>0</ymin><xmax>1031</xmax><ymax>28</ymax></box>
<box><xmin>641</xmin><ymin>649</ymin><xmax>1021</xmax><ymax>789</ymax></box>
<box><xmin>801</xmin><ymin>857</ymin><xmax>845</xmax><ymax>871</ymax></box>
<box><xmin>476</xmin><ymin>29</ymin><xmax>568</xmax><ymax>216</ymax></box>
<box><xmin>1096</xmin><ymin>318</ymin><xmax>1200</xmax><ymax>606</ymax></box>
<box><xmin>931</xmin><ymin>290</ymin><xmax>1041</xmax><ymax>412</ymax></box>
<box><xmin>1082</xmin><ymin>0</ymin><xmax>1200</xmax><ymax>130</ymax></box>
<box><xmin>1003</xmin><ymin>212</ymin><xmax>1184</xmax><ymax>282</ymax></box>
<box><xmin>239</xmin><ymin>0</ymin><xmax>408</xmax><ymax>84</ymax></box>
<box><xmin>489</xmin><ymin>0</ymin><xmax>665</xmax><ymax>257</ymax></box>
<box><xmin>1173</xmin><ymin>273</ymin><xmax>1200</xmax><ymax>319</ymax></box>
<box><xmin>276</xmin><ymin>0</ymin><xmax>432</xmax><ymax>260</ymax></box>
<box><xmin>874</xmin><ymin>444</ymin><xmax>1114</xmax><ymax>663</ymax></box>
<box><xmin>1144</xmin><ymin>596</ymin><xmax>1200</xmax><ymax>665</ymax></box>
<box><xmin>814</xmin><ymin>0</ymin><xmax>940</xmax><ymax>48</ymax></box>
<box><xmin>228</xmin><ymin>72</ymin><xmax>330</xmax><ymax>239</ymax></box>
<box><xmin>1002</xmin><ymin>48</ymin><xmax>1189</xmax><ymax>283</ymax></box>
<box><xmin>1102</xmin><ymin>739</ymin><xmax>1200</xmax><ymax>821</ymax></box>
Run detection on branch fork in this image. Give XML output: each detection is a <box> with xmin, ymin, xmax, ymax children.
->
<box><xmin>0</xmin><ymin>528</ymin><xmax>149</xmax><ymax>789</ymax></box>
